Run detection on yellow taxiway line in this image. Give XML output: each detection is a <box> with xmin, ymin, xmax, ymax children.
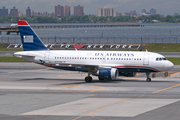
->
<box><xmin>153</xmin><ymin>84</ymin><xmax>180</xmax><ymax>93</ymax></box>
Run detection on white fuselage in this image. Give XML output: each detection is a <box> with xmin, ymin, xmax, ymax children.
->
<box><xmin>14</xmin><ymin>50</ymin><xmax>174</xmax><ymax>73</ymax></box>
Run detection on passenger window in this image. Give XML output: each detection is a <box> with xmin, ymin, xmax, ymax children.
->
<box><xmin>159</xmin><ymin>58</ymin><xmax>162</xmax><ymax>61</ymax></box>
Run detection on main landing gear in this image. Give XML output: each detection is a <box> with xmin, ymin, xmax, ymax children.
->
<box><xmin>85</xmin><ymin>76</ymin><xmax>92</xmax><ymax>82</ymax></box>
<box><xmin>146</xmin><ymin>72</ymin><xmax>151</xmax><ymax>82</ymax></box>
<box><xmin>85</xmin><ymin>72</ymin><xmax>92</xmax><ymax>83</ymax></box>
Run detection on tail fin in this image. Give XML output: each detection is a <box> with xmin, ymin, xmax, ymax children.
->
<box><xmin>17</xmin><ymin>20</ymin><xmax>49</xmax><ymax>51</ymax></box>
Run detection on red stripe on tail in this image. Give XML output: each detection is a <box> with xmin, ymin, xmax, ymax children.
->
<box><xmin>17</xmin><ymin>20</ymin><xmax>29</xmax><ymax>26</ymax></box>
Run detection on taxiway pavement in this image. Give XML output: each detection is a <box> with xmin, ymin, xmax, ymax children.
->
<box><xmin>0</xmin><ymin>63</ymin><xmax>180</xmax><ymax>120</ymax></box>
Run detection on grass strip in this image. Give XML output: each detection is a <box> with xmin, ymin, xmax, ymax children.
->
<box><xmin>167</xmin><ymin>58</ymin><xmax>180</xmax><ymax>65</ymax></box>
<box><xmin>144</xmin><ymin>44</ymin><xmax>180</xmax><ymax>52</ymax></box>
<box><xmin>0</xmin><ymin>57</ymin><xmax>28</xmax><ymax>62</ymax></box>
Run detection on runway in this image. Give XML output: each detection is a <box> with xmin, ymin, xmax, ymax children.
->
<box><xmin>0</xmin><ymin>62</ymin><xmax>180</xmax><ymax>120</ymax></box>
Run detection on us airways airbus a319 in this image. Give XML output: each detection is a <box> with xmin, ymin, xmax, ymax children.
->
<box><xmin>14</xmin><ymin>20</ymin><xmax>174</xmax><ymax>82</ymax></box>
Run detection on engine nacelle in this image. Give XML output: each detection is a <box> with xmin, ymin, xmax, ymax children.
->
<box><xmin>97</xmin><ymin>68</ymin><xmax>118</xmax><ymax>80</ymax></box>
<box><xmin>119</xmin><ymin>72</ymin><xmax>136</xmax><ymax>77</ymax></box>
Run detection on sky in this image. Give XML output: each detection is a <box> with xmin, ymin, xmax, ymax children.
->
<box><xmin>1</xmin><ymin>0</ymin><xmax>180</xmax><ymax>15</ymax></box>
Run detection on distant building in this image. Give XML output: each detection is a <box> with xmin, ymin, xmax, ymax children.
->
<box><xmin>55</xmin><ymin>5</ymin><xmax>64</xmax><ymax>17</ymax></box>
<box><xmin>174</xmin><ymin>13</ymin><xmax>179</xmax><ymax>15</ymax></box>
<box><xmin>10</xmin><ymin>7</ymin><xmax>18</xmax><ymax>17</ymax></box>
<box><xmin>26</xmin><ymin>7</ymin><xmax>31</xmax><ymax>17</ymax></box>
<box><xmin>97</xmin><ymin>6</ymin><xmax>116</xmax><ymax>17</ymax></box>
<box><xmin>129</xmin><ymin>10</ymin><xmax>137</xmax><ymax>17</ymax></box>
<box><xmin>150</xmin><ymin>8</ymin><xmax>156</xmax><ymax>15</ymax></box>
<box><xmin>64</xmin><ymin>5</ymin><xmax>70</xmax><ymax>16</ymax></box>
<box><xmin>0</xmin><ymin>6</ymin><xmax>8</xmax><ymax>16</ymax></box>
<box><xmin>18</xmin><ymin>11</ymin><xmax>24</xmax><ymax>17</ymax></box>
<box><xmin>142</xmin><ymin>9</ymin><xmax>146</xmax><ymax>14</ymax></box>
<box><xmin>74</xmin><ymin>5</ymin><xmax>84</xmax><ymax>16</ymax></box>
<box><xmin>123</xmin><ymin>13</ymin><xmax>130</xmax><ymax>16</ymax></box>
<box><xmin>142</xmin><ymin>12</ymin><xmax>150</xmax><ymax>16</ymax></box>
<box><xmin>116</xmin><ymin>13</ymin><xmax>122</xmax><ymax>16</ymax></box>
<box><xmin>141</xmin><ymin>8</ymin><xmax>153</xmax><ymax>16</ymax></box>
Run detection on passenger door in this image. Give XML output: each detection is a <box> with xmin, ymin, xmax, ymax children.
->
<box><xmin>143</xmin><ymin>54</ymin><xmax>149</xmax><ymax>65</ymax></box>
<box><xmin>44</xmin><ymin>52</ymin><xmax>50</xmax><ymax>63</ymax></box>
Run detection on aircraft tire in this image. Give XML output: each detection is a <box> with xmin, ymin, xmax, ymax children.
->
<box><xmin>146</xmin><ymin>78</ymin><xmax>151</xmax><ymax>82</ymax></box>
<box><xmin>85</xmin><ymin>76</ymin><xmax>92</xmax><ymax>83</ymax></box>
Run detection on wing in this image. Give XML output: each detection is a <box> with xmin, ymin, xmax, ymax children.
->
<box><xmin>54</xmin><ymin>62</ymin><xmax>125</xmax><ymax>73</ymax></box>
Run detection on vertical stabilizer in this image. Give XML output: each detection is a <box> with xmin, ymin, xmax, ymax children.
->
<box><xmin>17</xmin><ymin>20</ymin><xmax>49</xmax><ymax>51</ymax></box>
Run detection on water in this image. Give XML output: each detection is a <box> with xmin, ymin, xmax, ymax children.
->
<box><xmin>0</xmin><ymin>23</ymin><xmax>180</xmax><ymax>43</ymax></box>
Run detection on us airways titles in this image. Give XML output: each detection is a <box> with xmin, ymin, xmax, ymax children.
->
<box><xmin>95</xmin><ymin>53</ymin><xmax>135</xmax><ymax>57</ymax></box>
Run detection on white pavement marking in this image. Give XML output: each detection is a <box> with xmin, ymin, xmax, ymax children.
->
<box><xmin>21</xmin><ymin>98</ymin><xmax>179</xmax><ymax>117</ymax></box>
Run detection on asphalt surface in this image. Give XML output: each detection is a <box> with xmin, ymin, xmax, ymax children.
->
<box><xmin>1</xmin><ymin>51</ymin><xmax>180</xmax><ymax>58</ymax></box>
<box><xmin>0</xmin><ymin>62</ymin><xmax>180</xmax><ymax>120</ymax></box>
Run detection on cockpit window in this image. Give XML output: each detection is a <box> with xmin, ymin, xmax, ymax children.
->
<box><xmin>156</xmin><ymin>57</ymin><xmax>167</xmax><ymax>61</ymax></box>
<box><xmin>163</xmin><ymin>58</ymin><xmax>167</xmax><ymax>60</ymax></box>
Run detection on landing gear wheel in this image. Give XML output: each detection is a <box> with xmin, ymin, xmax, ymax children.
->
<box><xmin>85</xmin><ymin>76</ymin><xmax>92</xmax><ymax>83</ymax></box>
<box><xmin>146</xmin><ymin>72</ymin><xmax>151</xmax><ymax>82</ymax></box>
<box><xmin>146</xmin><ymin>78</ymin><xmax>151</xmax><ymax>82</ymax></box>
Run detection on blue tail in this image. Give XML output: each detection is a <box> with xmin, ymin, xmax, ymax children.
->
<box><xmin>17</xmin><ymin>20</ymin><xmax>49</xmax><ymax>51</ymax></box>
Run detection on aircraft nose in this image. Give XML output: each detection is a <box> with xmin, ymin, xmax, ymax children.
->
<box><xmin>166</xmin><ymin>61</ymin><xmax>174</xmax><ymax>70</ymax></box>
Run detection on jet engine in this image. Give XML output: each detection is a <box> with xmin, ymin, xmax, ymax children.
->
<box><xmin>95</xmin><ymin>68</ymin><xmax>119</xmax><ymax>80</ymax></box>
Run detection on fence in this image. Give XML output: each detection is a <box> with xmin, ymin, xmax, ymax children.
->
<box><xmin>0</xmin><ymin>36</ymin><xmax>180</xmax><ymax>44</ymax></box>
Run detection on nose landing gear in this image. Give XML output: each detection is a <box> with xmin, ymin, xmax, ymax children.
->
<box><xmin>146</xmin><ymin>72</ymin><xmax>151</xmax><ymax>82</ymax></box>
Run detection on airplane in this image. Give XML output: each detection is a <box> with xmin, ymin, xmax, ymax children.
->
<box><xmin>14</xmin><ymin>20</ymin><xmax>174</xmax><ymax>83</ymax></box>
